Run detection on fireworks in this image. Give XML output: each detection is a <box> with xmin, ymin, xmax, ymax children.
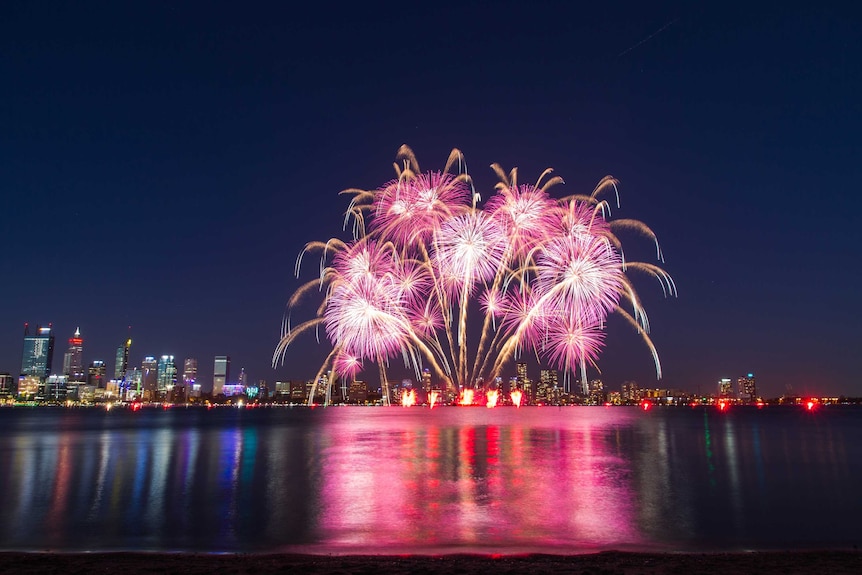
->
<box><xmin>274</xmin><ymin>145</ymin><xmax>675</xmax><ymax>403</ymax></box>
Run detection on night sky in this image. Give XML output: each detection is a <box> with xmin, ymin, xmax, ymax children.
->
<box><xmin>2</xmin><ymin>2</ymin><xmax>860</xmax><ymax>398</ymax></box>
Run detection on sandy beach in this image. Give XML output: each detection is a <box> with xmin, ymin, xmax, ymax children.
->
<box><xmin>1</xmin><ymin>551</ymin><xmax>860</xmax><ymax>575</ymax></box>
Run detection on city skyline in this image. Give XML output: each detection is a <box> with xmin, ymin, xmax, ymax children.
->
<box><xmin>2</xmin><ymin>3</ymin><xmax>859</xmax><ymax>398</ymax></box>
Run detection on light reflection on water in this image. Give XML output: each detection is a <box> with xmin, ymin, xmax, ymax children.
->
<box><xmin>0</xmin><ymin>406</ymin><xmax>859</xmax><ymax>553</ymax></box>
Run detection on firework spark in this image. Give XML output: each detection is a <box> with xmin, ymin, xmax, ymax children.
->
<box><xmin>274</xmin><ymin>146</ymin><xmax>674</xmax><ymax>403</ymax></box>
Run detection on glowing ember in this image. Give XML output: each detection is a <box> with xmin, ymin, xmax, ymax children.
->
<box><xmin>429</xmin><ymin>390</ymin><xmax>439</xmax><ymax>409</ymax></box>
<box><xmin>486</xmin><ymin>389</ymin><xmax>499</xmax><ymax>408</ymax></box>
<box><xmin>401</xmin><ymin>389</ymin><xmax>417</xmax><ymax>407</ymax></box>
<box><xmin>274</xmin><ymin>146</ymin><xmax>675</xmax><ymax>404</ymax></box>
<box><xmin>459</xmin><ymin>388</ymin><xmax>475</xmax><ymax>406</ymax></box>
<box><xmin>510</xmin><ymin>389</ymin><xmax>523</xmax><ymax>408</ymax></box>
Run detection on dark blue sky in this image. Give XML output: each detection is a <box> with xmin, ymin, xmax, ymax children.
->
<box><xmin>2</xmin><ymin>2</ymin><xmax>860</xmax><ymax>398</ymax></box>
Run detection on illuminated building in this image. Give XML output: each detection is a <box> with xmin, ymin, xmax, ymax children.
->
<box><xmin>516</xmin><ymin>361</ymin><xmax>527</xmax><ymax>389</ymax></box>
<box><xmin>621</xmin><ymin>381</ymin><xmax>641</xmax><ymax>403</ymax></box>
<box><xmin>539</xmin><ymin>368</ymin><xmax>559</xmax><ymax>404</ymax></box>
<box><xmin>124</xmin><ymin>367</ymin><xmax>142</xmax><ymax>399</ymax></box>
<box><xmin>44</xmin><ymin>374</ymin><xmax>68</xmax><ymax>402</ymax></box>
<box><xmin>88</xmin><ymin>360</ymin><xmax>106</xmax><ymax>388</ymax></box>
<box><xmin>738</xmin><ymin>373</ymin><xmax>756</xmax><ymax>402</ymax></box>
<box><xmin>157</xmin><ymin>355</ymin><xmax>177</xmax><ymax>399</ymax></box>
<box><xmin>62</xmin><ymin>328</ymin><xmax>85</xmax><ymax>383</ymax></box>
<box><xmin>182</xmin><ymin>359</ymin><xmax>197</xmax><ymax>399</ymax></box>
<box><xmin>289</xmin><ymin>380</ymin><xmax>306</xmax><ymax>402</ymax></box>
<box><xmin>18</xmin><ymin>375</ymin><xmax>40</xmax><ymax>400</ymax></box>
<box><xmin>114</xmin><ymin>338</ymin><xmax>132</xmax><ymax>380</ymax></box>
<box><xmin>422</xmin><ymin>368</ymin><xmax>432</xmax><ymax>393</ymax></box>
<box><xmin>0</xmin><ymin>373</ymin><xmax>15</xmax><ymax>399</ymax></box>
<box><xmin>141</xmin><ymin>356</ymin><xmax>157</xmax><ymax>400</ymax></box>
<box><xmin>21</xmin><ymin>324</ymin><xmax>55</xmax><ymax>379</ymax></box>
<box><xmin>213</xmin><ymin>356</ymin><xmax>230</xmax><ymax>396</ymax></box>
<box><xmin>718</xmin><ymin>378</ymin><xmax>734</xmax><ymax>399</ymax></box>
<box><xmin>348</xmin><ymin>380</ymin><xmax>368</xmax><ymax>403</ymax></box>
<box><xmin>588</xmin><ymin>379</ymin><xmax>605</xmax><ymax>405</ymax></box>
<box><xmin>183</xmin><ymin>358</ymin><xmax>197</xmax><ymax>388</ymax></box>
<box><xmin>237</xmin><ymin>367</ymin><xmax>248</xmax><ymax>387</ymax></box>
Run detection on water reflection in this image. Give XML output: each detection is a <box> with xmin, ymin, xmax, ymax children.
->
<box><xmin>0</xmin><ymin>406</ymin><xmax>859</xmax><ymax>552</ymax></box>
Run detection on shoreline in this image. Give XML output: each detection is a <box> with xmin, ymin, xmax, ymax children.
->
<box><xmin>2</xmin><ymin>550</ymin><xmax>860</xmax><ymax>574</ymax></box>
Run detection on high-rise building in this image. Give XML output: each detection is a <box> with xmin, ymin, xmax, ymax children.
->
<box><xmin>539</xmin><ymin>368</ymin><xmax>559</xmax><ymax>404</ymax></box>
<box><xmin>738</xmin><ymin>373</ymin><xmax>757</xmax><ymax>402</ymax></box>
<box><xmin>348</xmin><ymin>380</ymin><xmax>368</xmax><ymax>403</ymax></box>
<box><xmin>124</xmin><ymin>367</ymin><xmax>142</xmax><ymax>399</ymax></box>
<box><xmin>114</xmin><ymin>338</ymin><xmax>132</xmax><ymax>380</ymax></box>
<box><xmin>213</xmin><ymin>356</ymin><xmax>230</xmax><ymax>396</ymax></box>
<box><xmin>718</xmin><ymin>378</ymin><xmax>734</xmax><ymax>399</ymax></box>
<box><xmin>87</xmin><ymin>360</ymin><xmax>107</xmax><ymax>388</ymax></box>
<box><xmin>421</xmin><ymin>368</ymin><xmax>432</xmax><ymax>393</ymax></box>
<box><xmin>237</xmin><ymin>367</ymin><xmax>248</xmax><ymax>387</ymax></box>
<box><xmin>157</xmin><ymin>355</ymin><xmax>177</xmax><ymax>399</ymax></box>
<box><xmin>183</xmin><ymin>358</ymin><xmax>197</xmax><ymax>389</ymax></box>
<box><xmin>141</xmin><ymin>356</ymin><xmax>158</xmax><ymax>400</ymax></box>
<box><xmin>0</xmin><ymin>373</ymin><xmax>16</xmax><ymax>399</ymax></box>
<box><xmin>21</xmin><ymin>324</ymin><xmax>55</xmax><ymax>379</ymax></box>
<box><xmin>62</xmin><ymin>328</ymin><xmax>85</xmax><ymax>383</ymax></box>
<box><xmin>588</xmin><ymin>379</ymin><xmax>605</xmax><ymax>405</ymax></box>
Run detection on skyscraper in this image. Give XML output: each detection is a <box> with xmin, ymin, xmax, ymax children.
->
<box><xmin>718</xmin><ymin>378</ymin><xmax>734</xmax><ymax>399</ymax></box>
<box><xmin>114</xmin><ymin>338</ymin><xmax>132</xmax><ymax>380</ymax></box>
<box><xmin>738</xmin><ymin>373</ymin><xmax>757</xmax><ymax>402</ymax></box>
<box><xmin>21</xmin><ymin>324</ymin><xmax>54</xmax><ymax>379</ymax></box>
<box><xmin>87</xmin><ymin>360</ymin><xmax>107</xmax><ymax>388</ymax></box>
<box><xmin>62</xmin><ymin>328</ymin><xmax>85</xmax><ymax>383</ymax></box>
<box><xmin>213</xmin><ymin>356</ymin><xmax>230</xmax><ymax>396</ymax></box>
<box><xmin>157</xmin><ymin>355</ymin><xmax>177</xmax><ymax>399</ymax></box>
<box><xmin>183</xmin><ymin>358</ymin><xmax>197</xmax><ymax>388</ymax></box>
<box><xmin>141</xmin><ymin>356</ymin><xmax>157</xmax><ymax>401</ymax></box>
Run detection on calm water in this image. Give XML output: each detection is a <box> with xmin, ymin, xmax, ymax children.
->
<box><xmin>0</xmin><ymin>405</ymin><xmax>859</xmax><ymax>554</ymax></box>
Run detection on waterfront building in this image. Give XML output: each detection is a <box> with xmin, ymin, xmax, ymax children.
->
<box><xmin>719</xmin><ymin>378</ymin><xmax>734</xmax><ymax>399</ymax></box>
<box><xmin>43</xmin><ymin>374</ymin><xmax>68</xmax><ymax>403</ymax></box>
<box><xmin>213</xmin><ymin>356</ymin><xmax>230</xmax><ymax>396</ymax></box>
<box><xmin>157</xmin><ymin>355</ymin><xmax>177</xmax><ymax>400</ymax></box>
<box><xmin>183</xmin><ymin>358</ymin><xmax>197</xmax><ymax>388</ymax></box>
<box><xmin>621</xmin><ymin>381</ymin><xmax>641</xmax><ymax>403</ymax></box>
<box><xmin>141</xmin><ymin>356</ymin><xmax>157</xmax><ymax>401</ymax></box>
<box><xmin>114</xmin><ymin>338</ymin><xmax>132</xmax><ymax>380</ymax></box>
<box><xmin>21</xmin><ymin>324</ymin><xmax>54</xmax><ymax>380</ymax></box>
<box><xmin>421</xmin><ymin>368</ymin><xmax>432</xmax><ymax>393</ymax></box>
<box><xmin>124</xmin><ymin>367</ymin><xmax>142</xmax><ymax>399</ymax></box>
<box><xmin>88</xmin><ymin>360</ymin><xmax>107</xmax><ymax>388</ymax></box>
<box><xmin>62</xmin><ymin>328</ymin><xmax>85</xmax><ymax>383</ymax></box>
<box><xmin>0</xmin><ymin>373</ymin><xmax>15</xmax><ymax>399</ymax></box>
<box><xmin>539</xmin><ymin>369</ymin><xmax>559</xmax><ymax>404</ymax></box>
<box><xmin>289</xmin><ymin>380</ymin><xmax>306</xmax><ymax>402</ymax></box>
<box><xmin>237</xmin><ymin>367</ymin><xmax>248</xmax><ymax>387</ymax></box>
<box><xmin>17</xmin><ymin>375</ymin><xmax>40</xmax><ymax>400</ymax></box>
<box><xmin>348</xmin><ymin>380</ymin><xmax>368</xmax><ymax>403</ymax></box>
<box><xmin>738</xmin><ymin>373</ymin><xmax>757</xmax><ymax>402</ymax></box>
<box><xmin>588</xmin><ymin>379</ymin><xmax>605</xmax><ymax>405</ymax></box>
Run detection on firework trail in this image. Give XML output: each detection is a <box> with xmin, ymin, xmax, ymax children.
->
<box><xmin>274</xmin><ymin>146</ymin><xmax>675</xmax><ymax>403</ymax></box>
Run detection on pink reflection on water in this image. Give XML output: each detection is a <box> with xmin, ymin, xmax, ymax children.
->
<box><xmin>317</xmin><ymin>408</ymin><xmax>644</xmax><ymax>553</ymax></box>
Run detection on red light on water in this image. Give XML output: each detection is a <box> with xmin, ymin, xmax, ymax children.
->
<box><xmin>640</xmin><ymin>400</ymin><xmax>652</xmax><ymax>411</ymax></box>
<box><xmin>806</xmin><ymin>400</ymin><xmax>816</xmax><ymax>411</ymax></box>
<box><xmin>718</xmin><ymin>400</ymin><xmax>728</xmax><ymax>412</ymax></box>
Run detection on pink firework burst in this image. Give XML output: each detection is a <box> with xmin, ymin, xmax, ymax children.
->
<box><xmin>434</xmin><ymin>211</ymin><xmax>506</xmax><ymax>298</ymax></box>
<box><xmin>485</xmin><ymin>184</ymin><xmax>558</xmax><ymax>258</ymax></box>
<box><xmin>371</xmin><ymin>172</ymin><xmax>471</xmax><ymax>245</ymax></box>
<box><xmin>534</xmin><ymin>233</ymin><xmax>623</xmax><ymax>325</ymax></box>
